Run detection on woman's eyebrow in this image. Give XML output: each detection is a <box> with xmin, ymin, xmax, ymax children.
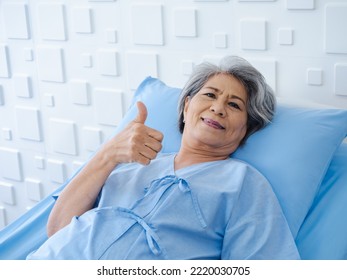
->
<box><xmin>204</xmin><ymin>86</ymin><xmax>246</xmax><ymax>105</ymax></box>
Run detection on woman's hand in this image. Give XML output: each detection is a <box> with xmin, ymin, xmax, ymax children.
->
<box><xmin>100</xmin><ymin>101</ymin><xmax>164</xmax><ymax>166</ymax></box>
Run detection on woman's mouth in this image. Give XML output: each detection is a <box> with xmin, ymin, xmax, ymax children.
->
<box><xmin>201</xmin><ymin>118</ymin><xmax>225</xmax><ymax>130</ymax></box>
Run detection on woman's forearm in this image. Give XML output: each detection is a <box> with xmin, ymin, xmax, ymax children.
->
<box><xmin>46</xmin><ymin>149</ymin><xmax>117</xmax><ymax>237</ymax></box>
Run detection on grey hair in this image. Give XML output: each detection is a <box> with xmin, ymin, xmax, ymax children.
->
<box><xmin>178</xmin><ymin>56</ymin><xmax>276</xmax><ymax>146</ymax></box>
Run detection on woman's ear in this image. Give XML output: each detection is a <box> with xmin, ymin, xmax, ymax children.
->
<box><xmin>183</xmin><ymin>96</ymin><xmax>191</xmax><ymax>113</ymax></box>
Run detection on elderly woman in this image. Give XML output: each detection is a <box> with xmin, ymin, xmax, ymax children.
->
<box><xmin>27</xmin><ymin>56</ymin><xmax>299</xmax><ymax>260</ymax></box>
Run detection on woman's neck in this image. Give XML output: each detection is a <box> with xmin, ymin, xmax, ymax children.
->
<box><xmin>174</xmin><ymin>145</ymin><xmax>229</xmax><ymax>171</ymax></box>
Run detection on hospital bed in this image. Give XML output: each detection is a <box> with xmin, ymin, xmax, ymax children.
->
<box><xmin>1</xmin><ymin>77</ymin><xmax>347</xmax><ymax>260</ymax></box>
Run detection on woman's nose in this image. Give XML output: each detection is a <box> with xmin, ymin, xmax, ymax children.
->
<box><xmin>210</xmin><ymin>101</ymin><xmax>226</xmax><ymax>117</ymax></box>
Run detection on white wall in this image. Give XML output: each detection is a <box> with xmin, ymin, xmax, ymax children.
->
<box><xmin>1</xmin><ymin>0</ymin><xmax>347</xmax><ymax>229</ymax></box>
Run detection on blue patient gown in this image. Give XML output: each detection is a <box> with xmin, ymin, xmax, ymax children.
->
<box><xmin>27</xmin><ymin>153</ymin><xmax>299</xmax><ymax>260</ymax></box>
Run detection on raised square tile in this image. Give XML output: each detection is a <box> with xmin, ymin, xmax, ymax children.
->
<box><xmin>0</xmin><ymin>148</ymin><xmax>22</xmax><ymax>181</ymax></box>
<box><xmin>37</xmin><ymin>46</ymin><xmax>65</xmax><ymax>82</ymax></box>
<box><xmin>106</xmin><ymin>29</ymin><xmax>118</xmax><ymax>44</ymax></box>
<box><xmin>70</xmin><ymin>80</ymin><xmax>90</xmax><ymax>105</ymax></box>
<box><xmin>15</xmin><ymin>106</ymin><xmax>42</xmax><ymax>141</ymax></box>
<box><xmin>307</xmin><ymin>68</ymin><xmax>323</xmax><ymax>86</ymax></box>
<box><xmin>25</xmin><ymin>178</ymin><xmax>42</xmax><ymax>201</ymax></box>
<box><xmin>38</xmin><ymin>3</ymin><xmax>67</xmax><ymax>40</ymax></box>
<box><xmin>81</xmin><ymin>53</ymin><xmax>92</xmax><ymax>68</ymax></box>
<box><xmin>334</xmin><ymin>63</ymin><xmax>347</xmax><ymax>96</ymax></box>
<box><xmin>3</xmin><ymin>3</ymin><xmax>30</xmax><ymax>39</ymax></box>
<box><xmin>23</xmin><ymin>48</ymin><xmax>34</xmax><ymax>61</ymax></box>
<box><xmin>214</xmin><ymin>33</ymin><xmax>228</xmax><ymax>48</ymax></box>
<box><xmin>47</xmin><ymin>159</ymin><xmax>66</xmax><ymax>184</ymax></box>
<box><xmin>240</xmin><ymin>19</ymin><xmax>267</xmax><ymax>50</ymax></box>
<box><xmin>131</xmin><ymin>4</ymin><xmax>164</xmax><ymax>45</ymax></box>
<box><xmin>72</xmin><ymin>7</ymin><xmax>92</xmax><ymax>34</ymax></box>
<box><xmin>14</xmin><ymin>74</ymin><xmax>32</xmax><ymax>98</ymax></box>
<box><xmin>34</xmin><ymin>156</ymin><xmax>45</xmax><ymax>169</ymax></box>
<box><xmin>50</xmin><ymin>119</ymin><xmax>77</xmax><ymax>155</ymax></box>
<box><xmin>174</xmin><ymin>8</ymin><xmax>197</xmax><ymax>37</ymax></box>
<box><xmin>44</xmin><ymin>94</ymin><xmax>55</xmax><ymax>107</ymax></box>
<box><xmin>2</xmin><ymin>128</ymin><xmax>12</xmax><ymax>141</ymax></box>
<box><xmin>278</xmin><ymin>28</ymin><xmax>293</xmax><ymax>45</ymax></box>
<box><xmin>287</xmin><ymin>0</ymin><xmax>314</xmax><ymax>10</ymax></box>
<box><xmin>325</xmin><ymin>4</ymin><xmax>347</xmax><ymax>54</ymax></box>
<box><xmin>0</xmin><ymin>182</ymin><xmax>15</xmax><ymax>205</ymax></box>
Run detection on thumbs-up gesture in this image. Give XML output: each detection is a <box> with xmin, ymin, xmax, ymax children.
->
<box><xmin>100</xmin><ymin>101</ymin><xmax>164</xmax><ymax>166</ymax></box>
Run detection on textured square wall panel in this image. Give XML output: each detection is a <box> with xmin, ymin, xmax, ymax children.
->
<box><xmin>325</xmin><ymin>4</ymin><xmax>347</xmax><ymax>54</ymax></box>
<box><xmin>240</xmin><ymin>19</ymin><xmax>267</xmax><ymax>50</ymax></box>
<box><xmin>37</xmin><ymin>46</ymin><xmax>65</xmax><ymax>82</ymax></box>
<box><xmin>214</xmin><ymin>33</ymin><xmax>228</xmax><ymax>48</ymax></box>
<box><xmin>0</xmin><ymin>148</ymin><xmax>22</xmax><ymax>181</ymax></box>
<box><xmin>131</xmin><ymin>4</ymin><xmax>164</xmax><ymax>45</ymax></box>
<box><xmin>50</xmin><ymin>119</ymin><xmax>77</xmax><ymax>155</ymax></box>
<box><xmin>106</xmin><ymin>29</ymin><xmax>118</xmax><ymax>44</ymax></box>
<box><xmin>38</xmin><ymin>3</ymin><xmax>67</xmax><ymax>41</ymax></box>
<box><xmin>70</xmin><ymin>80</ymin><xmax>90</xmax><ymax>105</ymax></box>
<box><xmin>34</xmin><ymin>156</ymin><xmax>45</xmax><ymax>169</ymax></box>
<box><xmin>72</xmin><ymin>7</ymin><xmax>93</xmax><ymax>34</ymax></box>
<box><xmin>97</xmin><ymin>49</ymin><xmax>119</xmax><ymax>76</ymax></box>
<box><xmin>23</xmin><ymin>48</ymin><xmax>34</xmax><ymax>61</ymax></box>
<box><xmin>174</xmin><ymin>8</ymin><xmax>197</xmax><ymax>37</ymax></box>
<box><xmin>0</xmin><ymin>182</ymin><xmax>15</xmax><ymax>205</ymax></box>
<box><xmin>307</xmin><ymin>68</ymin><xmax>323</xmax><ymax>86</ymax></box>
<box><xmin>127</xmin><ymin>52</ymin><xmax>158</xmax><ymax>90</ymax></box>
<box><xmin>94</xmin><ymin>88</ymin><xmax>123</xmax><ymax>126</ymax></box>
<box><xmin>278</xmin><ymin>28</ymin><xmax>294</xmax><ymax>45</ymax></box>
<box><xmin>287</xmin><ymin>0</ymin><xmax>314</xmax><ymax>10</ymax></box>
<box><xmin>47</xmin><ymin>159</ymin><xmax>66</xmax><ymax>184</ymax></box>
<box><xmin>15</xmin><ymin>107</ymin><xmax>42</xmax><ymax>141</ymax></box>
<box><xmin>2</xmin><ymin>128</ymin><xmax>12</xmax><ymax>141</ymax></box>
<box><xmin>81</xmin><ymin>53</ymin><xmax>93</xmax><ymax>68</ymax></box>
<box><xmin>25</xmin><ymin>178</ymin><xmax>42</xmax><ymax>202</ymax></box>
<box><xmin>0</xmin><ymin>45</ymin><xmax>10</xmax><ymax>78</ymax></box>
<box><xmin>3</xmin><ymin>3</ymin><xmax>30</xmax><ymax>39</ymax></box>
<box><xmin>14</xmin><ymin>74</ymin><xmax>32</xmax><ymax>98</ymax></box>
<box><xmin>334</xmin><ymin>64</ymin><xmax>347</xmax><ymax>96</ymax></box>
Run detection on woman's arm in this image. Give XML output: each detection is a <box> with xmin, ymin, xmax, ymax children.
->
<box><xmin>46</xmin><ymin>102</ymin><xmax>163</xmax><ymax>237</ymax></box>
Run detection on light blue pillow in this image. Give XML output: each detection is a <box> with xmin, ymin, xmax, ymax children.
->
<box><xmin>296</xmin><ymin>143</ymin><xmax>347</xmax><ymax>259</ymax></box>
<box><xmin>115</xmin><ymin>76</ymin><xmax>347</xmax><ymax>237</ymax></box>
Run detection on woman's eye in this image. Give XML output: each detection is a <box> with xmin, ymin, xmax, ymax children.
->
<box><xmin>204</xmin><ymin>93</ymin><xmax>215</xmax><ymax>98</ymax></box>
<box><xmin>229</xmin><ymin>102</ymin><xmax>240</xmax><ymax>110</ymax></box>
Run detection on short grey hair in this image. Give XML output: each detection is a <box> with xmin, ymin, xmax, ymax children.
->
<box><xmin>178</xmin><ymin>56</ymin><xmax>276</xmax><ymax>146</ymax></box>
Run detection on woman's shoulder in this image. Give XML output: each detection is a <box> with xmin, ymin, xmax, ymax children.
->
<box><xmin>226</xmin><ymin>157</ymin><xmax>270</xmax><ymax>185</ymax></box>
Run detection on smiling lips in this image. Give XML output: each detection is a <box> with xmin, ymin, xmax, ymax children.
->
<box><xmin>201</xmin><ymin>117</ymin><xmax>225</xmax><ymax>130</ymax></box>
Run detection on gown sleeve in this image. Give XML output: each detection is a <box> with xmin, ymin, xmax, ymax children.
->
<box><xmin>221</xmin><ymin>165</ymin><xmax>300</xmax><ymax>260</ymax></box>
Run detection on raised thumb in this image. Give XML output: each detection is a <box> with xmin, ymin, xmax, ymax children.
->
<box><xmin>133</xmin><ymin>101</ymin><xmax>148</xmax><ymax>124</ymax></box>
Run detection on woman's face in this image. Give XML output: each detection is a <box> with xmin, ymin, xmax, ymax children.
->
<box><xmin>183</xmin><ymin>73</ymin><xmax>248</xmax><ymax>155</ymax></box>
